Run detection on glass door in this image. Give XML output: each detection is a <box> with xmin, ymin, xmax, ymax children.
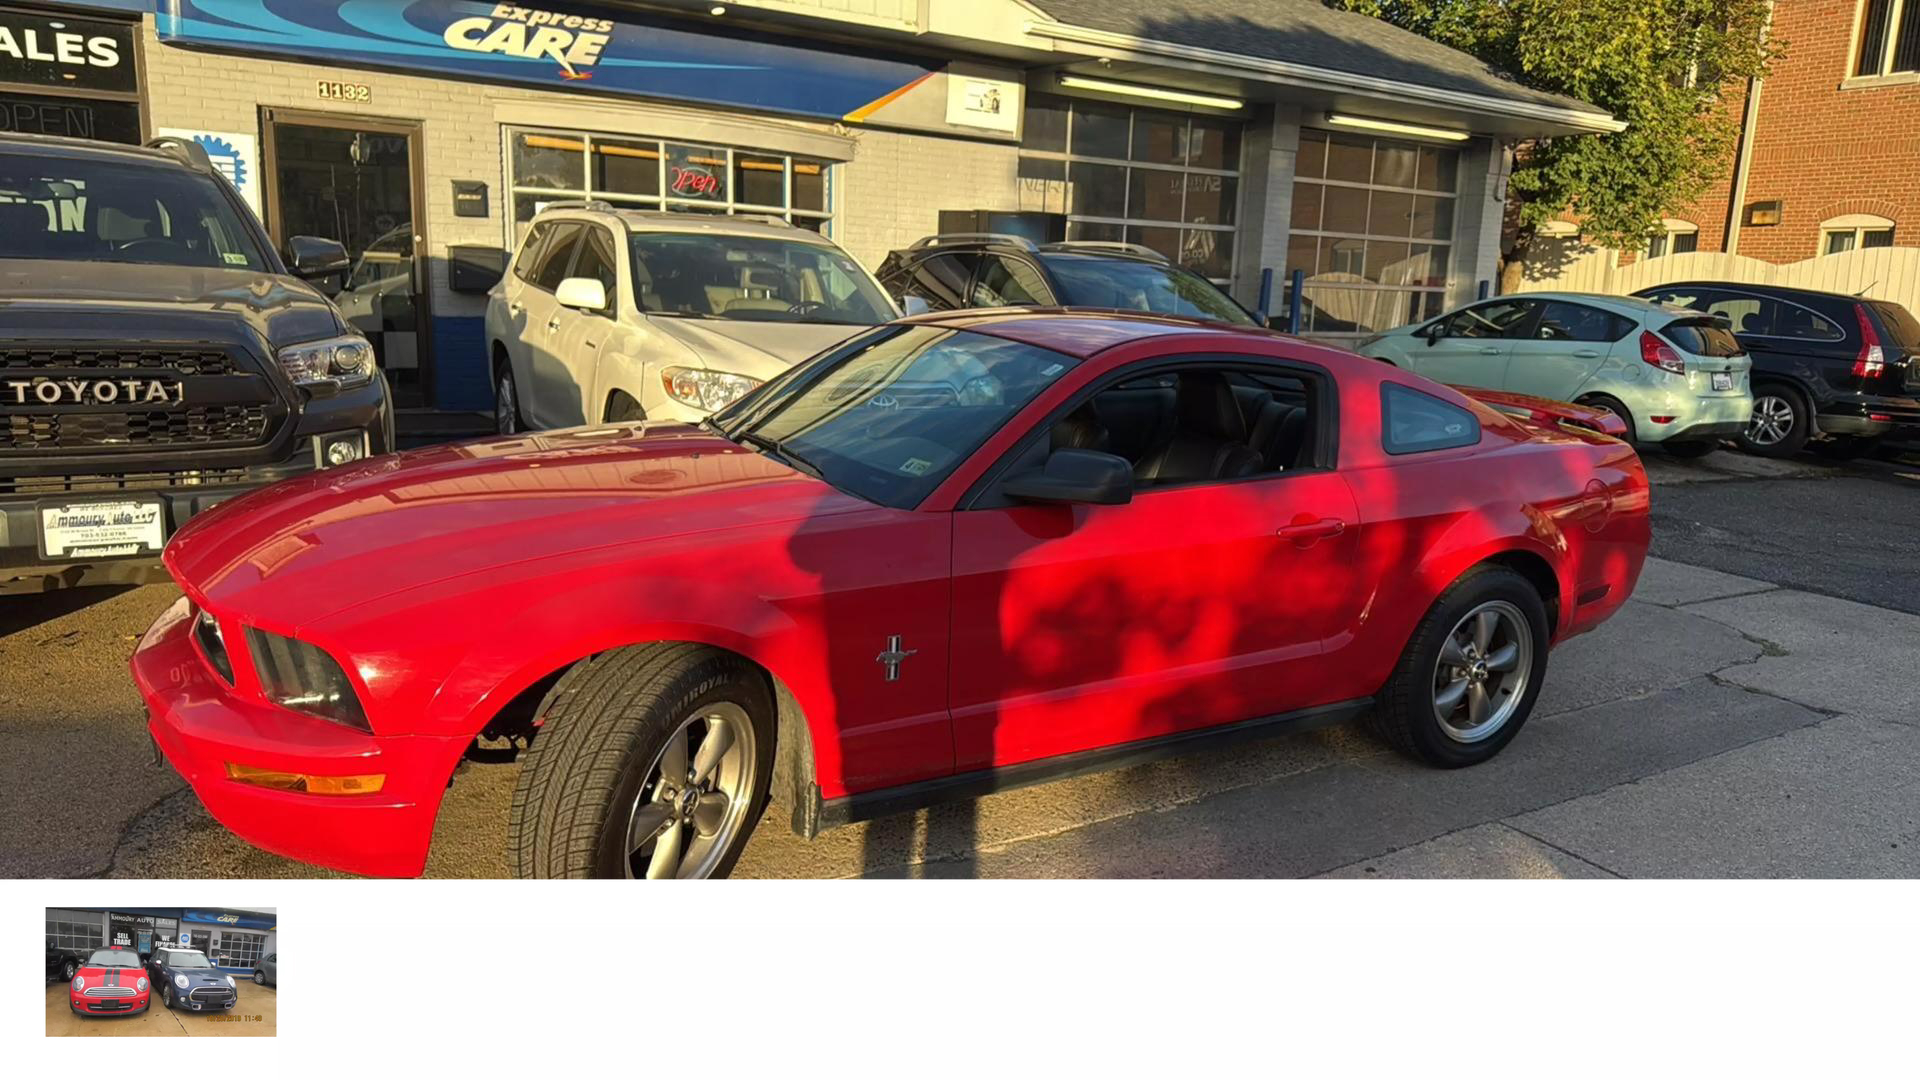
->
<box><xmin>263</xmin><ymin>109</ymin><xmax>429</xmax><ymax>407</ymax></box>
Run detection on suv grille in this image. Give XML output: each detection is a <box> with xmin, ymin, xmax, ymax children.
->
<box><xmin>0</xmin><ymin>347</ymin><xmax>239</xmax><ymax>376</ymax></box>
<box><xmin>1</xmin><ymin>406</ymin><xmax>269</xmax><ymax>451</ymax></box>
<box><xmin>0</xmin><ymin>468</ymin><xmax>251</xmax><ymax>496</ymax></box>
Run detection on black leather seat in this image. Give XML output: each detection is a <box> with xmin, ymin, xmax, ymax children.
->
<box><xmin>1050</xmin><ymin>406</ymin><xmax>1111</xmax><ymax>453</ymax></box>
<box><xmin>1133</xmin><ymin>373</ymin><xmax>1265</xmax><ymax>484</ymax></box>
<box><xmin>1250</xmin><ymin>400</ymin><xmax>1310</xmax><ymax>471</ymax></box>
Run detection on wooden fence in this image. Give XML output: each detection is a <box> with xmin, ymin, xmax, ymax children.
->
<box><xmin>1513</xmin><ymin>244</ymin><xmax>1920</xmax><ymax>313</ymax></box>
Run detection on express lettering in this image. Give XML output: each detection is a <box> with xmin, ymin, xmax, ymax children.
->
<box><xmin>0</xmin><ymin>25</ymin><xmax>120</xmax><ymax>69</ymax></box>
<box><xmin>443</xmin><ymin>4</ymin><xmax>612</xmax><ymax>79</ymax></box>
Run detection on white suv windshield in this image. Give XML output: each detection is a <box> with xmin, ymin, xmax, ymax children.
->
<box><xmin>0</xmin><ymin>153</ymin><xmax>268</xmax><ymax>271</ymax></box>
<box><xmin>630</xmin><ymin>233</ymin><xmax>893</xmax><ymax>325</ymax></box>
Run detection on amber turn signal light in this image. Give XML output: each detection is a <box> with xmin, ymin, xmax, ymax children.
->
<box><xmin>226</xmin><ymin>762</ymin><xmax>385</xmax><ymax>795</ymax></box>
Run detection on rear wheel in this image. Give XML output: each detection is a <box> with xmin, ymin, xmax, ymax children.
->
<box><xmin>1740</xmin><ymin>383</ymin><xmax>1810</xmax><ymax>457</ymax></box>
<box><xmin>1372</xmin><ymin>566</ymin><xmax>1549</xmax><ymax>767</ymax></box>
<box><xmin>62</xmin><ymin>960</ymin><xmax>76</xmax><ymax>982</ymax></box>
<box><xmin>509</xmin><ymin>645</ymin><xmax>775</xmax><ymax>880</ymax></box>
<box><xmin>1664</xmin><ymin>440</ymin><xmax>1719</xmax><ymax>459</ymax></box>
<box><xmin>1578</xmin><ymin>394</ymin><xmax>1637</xmax><ymax>449</ymax></box>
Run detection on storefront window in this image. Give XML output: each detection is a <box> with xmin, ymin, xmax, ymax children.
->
<box><xmin>507</xmin><ymin>128</ymin><xmax>835</xmax><ymax>244</ymax></box>
<box><xmin>208</xmin><ymin>928</ymin><xmax>266</xmax><ymax>969</ymax></box>
<box><xmin>1018</xmin><ymin>95</ymin><xmax>1243</xmax><ymax>283</ymax></box>
<box><xmin>46</xmin><ymin>913</ymin><xmax>102</xmax><ymax>952</ymax></box>
<box><xmin>1288</xmin><ymin>128</ymin><xmax>1459</xmax><ymax>338</ymax></box>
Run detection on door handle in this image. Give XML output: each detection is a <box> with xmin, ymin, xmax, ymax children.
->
<box><xmin>583</xmin><ymin>340</ymin><xmax>599</xmax><ymax>349</ymax></box>
<box><xmin>1573</xmin><ymin>349</ymin><xmax>1599</xmax><ymax>358</ymax></box>
<box><xmin>1479</xmin><ymin>346</ymin><xmax>1502</xmax><ymax>355</ymax></box>
<box><xmin>1278</xmin><ymin>517</ymin><xmax>1346</xmax><ymax>545</ymax></box>
<box><xmin>545</xmin><ymin>317</ymin><xmax>562</xmax><ymax>332</ymax></box>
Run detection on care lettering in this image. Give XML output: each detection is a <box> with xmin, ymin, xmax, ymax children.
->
<box><xmin>443</xmin><ymin>4</ymin><xmax>611</xmax><ymax>77</ymax></box>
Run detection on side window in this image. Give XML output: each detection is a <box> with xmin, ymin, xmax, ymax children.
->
<box><xmin>529</xmin><ymin>222</ymin><xmax>584</xmax><ymax>292</ymax></box>
<box><xmin>1534</xmin><ymin>301</ymin><xmax>1627</xmax><ymax>343</ymax></box>
<box><xmin>900</xmin><ymin>253</ymin><xmax>979</xmax><ymax>311</ymax></box>
<box><xmin>972</xmin><ymin>255</ymin><xmax>1049</xmax><ymax>307</ymax></box>
<box><xmin>511</xmin><ymin>222</ymin><xmax>551</xmax><ymax>282</ymax></box>
<box><xmin>1759</xmin><ymin>299</ymin><xmax>1844</xmax><ymax>342</ymax></box>
<box><xmin>1440</xmin><ymin>299</ymin><xmax>1535</xmax><ymax>339</ymax></box>
<box><xmin>1382</xmin><ymin>383</ymin><xmax>1480</xmax><ymax>455</ymax></box>
<box><xmin>569</xmin><ymin>225</ymin><xmax>619</xmax><ymax>316</ymax></box>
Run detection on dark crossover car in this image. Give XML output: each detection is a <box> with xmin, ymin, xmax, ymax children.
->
<box><xmin>876</xmin><ymin>234</ymin><xmax>1256</xmax><ymax>326</ymax></box>
<box><xmin>46</xmin><ymin>943</ymin><xmax>85</xmax><ymax>983</ymax></box>
<box><xmin>68</xmin><ymin>947</ymin><xmax>149</xmax><ymax>1016</ymax></box>
<box><xmin>1633</xmin><ymin>282</ymin><xmax>1920</xmax><ymax>457</ymax></box>
<box><xmin>146</xmin><ymin>946</ymin><xmax>235</xmax><ymax>1012</ymax></box>
<box><xmin>0</xmin><ymin>132</ymin><xmax>395</xmax><ymax>594</ymax></box>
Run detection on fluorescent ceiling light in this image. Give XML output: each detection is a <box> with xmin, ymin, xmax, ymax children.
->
<box><xmin>1325</xmin><ymin>113</ymin><xmax>1470</xmax><ymax>141</ymax></box>
<box><xmin>1056</xmin><ymin>74</ymin><xmax>1243</xmax><ymax>110</ymax></box>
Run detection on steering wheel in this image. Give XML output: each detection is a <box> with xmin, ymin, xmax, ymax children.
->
<box><xmin>787</xmin><ymin>300</ymin><xmax>827</xmax><ymax>316</ymax></box>
<box><xmin>114</xmin><ymin>236</ymin><xmax>190</xmax><ymax>259</ymax></box>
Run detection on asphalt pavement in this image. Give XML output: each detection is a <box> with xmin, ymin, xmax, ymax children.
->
<box><xmin>2</xmin><ymin>445</ymin><xmax>1917</xmax><ymax>879</ymax></box>
<box><xmin>43</xmin><ymin>980</ymin><xmax>276</xmax><ymax>1037</ymax></box>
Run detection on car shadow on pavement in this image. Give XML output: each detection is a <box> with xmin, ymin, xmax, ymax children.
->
<box><xmin>1</xmin><ymin>585</ymin><xmax>129</xmax><ymax>638</ymax></box>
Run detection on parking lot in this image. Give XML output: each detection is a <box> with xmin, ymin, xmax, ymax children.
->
<box><xmin>3</xmin><ymin>446</ymin><xmax>1917</xmax><ymax>880</ymax></box>
<box><xmin>44</xmin><ymin>980</ymin><xmax>275</xmax><ymax>1037</ymax></box>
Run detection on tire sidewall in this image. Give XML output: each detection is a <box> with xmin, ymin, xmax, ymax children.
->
<box><xmin>1399</xmin><ymin>569</ymin><xmax>1551</xmax><ymax>767</ymax></box>
<box><xmin>588</xmin><ymin>656</ymin><xmax>776</xmax><ymax>879</ymax></box>
<box><xmin>495</xmin><ymin>362</ymin><xmax>521</xmax><ymax>435</ymax></box>
<box><xmin>1579</xmin><ymin>395</ymin><xmax>1637</xmax><ymax>449</ymax></box>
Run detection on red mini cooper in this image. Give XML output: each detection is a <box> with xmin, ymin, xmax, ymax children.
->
<box><xmin>133</xmin><ymin>311</ymin><xmax>1649</xmax><ymax>879</ymax></box>
<box><xmin>69</xmin><ymin>947</ymin><xmax>150</xmax><ymax>1016</ymax></box>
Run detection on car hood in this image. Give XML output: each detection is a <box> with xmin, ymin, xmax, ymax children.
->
<box><xmin>76</xmin><ymin>966</ymin><xmax>146</xmax><ymax>987</ymax></box>
<box><xmin>648</xmin><ymin>316</ymin><xmax>873</xmax><ymax>379</ymax></box>
<box><xmin>162</xmin><ymin>969</ymin><xmax>230</xmax><ymax>987</ymax></box>
<box><xmin>166</xmin><ymin>421</ymin><xmax>869</xmax><ymax>627</ymax></box>
<box><xmin>0</xmin><ymin>260</ymin><xmax>344</xmax><ymax>346</ymax></box>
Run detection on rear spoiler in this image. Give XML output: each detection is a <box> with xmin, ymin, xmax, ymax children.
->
<box><xmin>1454</xmin><ymin>387</ymin><xmax>1629</xmax><ymax>440</ymax></box>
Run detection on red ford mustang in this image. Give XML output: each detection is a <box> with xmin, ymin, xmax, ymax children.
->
<box><xmin>132</xmin><ymin>311</ymin><xmax>1649</xmax><ymax>879</ymax></box>
<box><xmin>69</xmin><ymin>947</ymin><xmax>150</xmax><ymax>1016</ymax></box>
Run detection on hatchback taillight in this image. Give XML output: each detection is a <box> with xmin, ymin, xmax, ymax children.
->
<box><xmin>1853</xmin><ymin>303</ymin><xmax>1886</xmax><ymax>378</ymax></box>
<box><xmin>1639</xmin><ymin>331</ymin><xmax>1686</xmax><ymax>374</ymax></box>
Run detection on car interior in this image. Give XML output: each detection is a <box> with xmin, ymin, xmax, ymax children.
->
<box><xmin>1048</xmin><ymin>367</ymin><xmax>1317</xmax><ymax>488</ymax></box>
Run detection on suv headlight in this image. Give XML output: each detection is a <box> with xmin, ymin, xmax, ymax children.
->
<box><xmin>661</xmin><ymin>366</ymin><xmax>762</xmax><ymax>412</ymax></box>
<box><xmin>278</xmin><ymin>334</ymin><xmax>375</xmax><ymax>389</ymax></box>
<box><xmin>245</xmin><ymin>628</ymin><xmax>370</xmax><ymax>732</ymax></box>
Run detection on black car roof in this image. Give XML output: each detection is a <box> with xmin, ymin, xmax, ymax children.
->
<box><xmin>0</xmin><ymin>132</ymin><xmax>197</xmax><ymax>171</ymax></box>
<box><xmin>1639</xmin><ymin>280</ymin><xmax>1868</xmax><ymax>306</ymax></box>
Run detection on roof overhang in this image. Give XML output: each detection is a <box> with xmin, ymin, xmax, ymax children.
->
<box><xmin>1025</xmin><ymin>20</ymin><xmax>1625</xmax><ymax>138</ymax></box>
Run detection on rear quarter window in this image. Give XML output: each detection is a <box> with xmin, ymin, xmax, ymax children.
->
<box><xmin>1382</xmin><ymin>383</ymin><xmax>1480</xmax><ymax>455</ymax></box>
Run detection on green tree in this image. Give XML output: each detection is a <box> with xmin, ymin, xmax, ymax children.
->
<box><xmin>1333</xmin><ymin>0</ymin><xmax>1779</xmax><ymax>286</ymax></box>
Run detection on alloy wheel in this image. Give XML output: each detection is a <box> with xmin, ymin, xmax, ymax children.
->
<box><xmin>1431</xmin><ymin>600</ymin><xmax>1533</xmax><ymax>744</ymax></box>
<box><xmin>495</xmin><ymin>373</ymin><xmax>518</xmax><ymax>435</ymax></box>
<box><xmin>63</xmin><ymin>961</ymin><xmax>76</xmax><ymax>981</ymax></box>
<box><xmin>254</xmin><ymin>971</ymin><xmax>264</xmax><ymax>984</ymax></box>
<box><xmin>622</xmin><ymin>703</ymin><xmax>757</xmax><ymax>879</ymax></box>
<box><xmin>1748</xmin><ymin>394</ymin><xmax>1795</xmax><ymax>446</ymax></box>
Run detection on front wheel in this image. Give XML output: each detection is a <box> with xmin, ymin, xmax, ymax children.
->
<box><xmin>495</xmin><ymin>360</ymin><xmax>525</xmax><ymax>435</ymax></box>
<box><xmin>1372</xmin><ymin>566</ymin><xmax>1550</xmax><ymax>767</ymax></box>
<box><xmin>161</xmin><ymin>984</ymin><xmax>174</xmax><ymax>1010</ymax></box>
<box><xmin>62</xmin><ymin>960</ymin><xmax>76</xmax><ymax>982</ymax></box>
<box><xmin>509</xmin><ymin>645</ymin><xmax>775</xmax><ymax>880</ymax></box>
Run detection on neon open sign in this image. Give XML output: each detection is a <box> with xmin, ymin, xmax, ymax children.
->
<box><xmin>670</xmin><ymin>165</ymin><xmax>720</xmax><ymax>198</ymax></box>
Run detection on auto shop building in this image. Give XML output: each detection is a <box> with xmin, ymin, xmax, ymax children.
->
<box><xmin>46</xmin><ymin>906</ymin><xmax>277</xmax><ymax>974</ymax></box>
<box><xmin>52</xmin><ymin>0</ymin><xmax>1618</xmax><ymax>410</ymax></box>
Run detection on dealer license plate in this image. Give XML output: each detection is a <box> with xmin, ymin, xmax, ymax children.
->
<box><xmin>1711</xmin><ymin>372</ymin><xmax>1733</xmax><ymax>391</ymax></box>
<box><xmin>38</xmin><ymin>499</ymin><xmax>166</xmax><ymax>561</ymax></box>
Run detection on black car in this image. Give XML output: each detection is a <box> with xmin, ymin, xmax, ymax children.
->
<box><xmin>45</xmin><ymin>943</ymin><xmax>84</xmax><ymax>983</ymax></box>
<box><xmin>1</xmin><ymin>132</ymin><xmax>396</xmax><ymax>594</ymax></box>
<box><xmin>146</xmin><ymin>946</ymin><xmax>235</xmax><ymax>1013</ymax></box>
<box><xmin>1632</xmin><ymin>281</ymin><xmax>1920</xmax><ymax>457</ymax></box>
<box><xmin>876</xmin><ymin>235</ymin><xmax>1256</xmax><ymax>327</ymax></box>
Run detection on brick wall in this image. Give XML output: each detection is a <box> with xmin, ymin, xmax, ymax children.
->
<box><xmin>833</xmin><ymin>128</ymin><xmax>1020</xmax><ymax>269</ymax></box>
<box><xmin>1672</xmin><ymin>0</ymin><xmax>1920</xmax><ymax>262</ymax></box>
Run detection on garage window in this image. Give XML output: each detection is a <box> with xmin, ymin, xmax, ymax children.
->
<box><xmin>1382</xmin><ymin>383</ymin><xmax>1480</xmax><ymax>455</ymax></box>
<box><xmin>207</xmin><ymin>928</ymin><xmax>266</xmax><ymax>969</ymax></box>
<box><xmin>46</xmin><ymin>913</ymin><xmax>102</xmax><ymax>953</ymax></box>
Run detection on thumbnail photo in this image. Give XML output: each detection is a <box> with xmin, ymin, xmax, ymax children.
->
<box><xmin>45</xmin><ymin>907</ymin><xmax>276</xmax><ymax>1037</ymax></box>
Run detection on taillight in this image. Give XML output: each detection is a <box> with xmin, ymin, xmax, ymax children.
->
<box><xmin>1853</xmin><ymin>304</ymin><xmax>1886</xmax><ymax>378</ymax></box>
<box><xmin>1639</xmin><ymin>331</ymin><xmax>1686</xmax><ymax>374</ymax></box>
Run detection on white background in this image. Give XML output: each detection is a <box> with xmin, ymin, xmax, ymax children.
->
<box><xmin>6</xmin><ymin>879</ymin><xmax>1914</xmax><ymax>1071</ymax></box>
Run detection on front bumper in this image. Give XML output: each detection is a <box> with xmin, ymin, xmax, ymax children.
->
<box><xmin>71</xmin><ymin>992</ymin><xmax>149</xmax><ymax>1014</ymax></box>
<box><xmin>132</xmin><ymin>595</ymin><xmax>468</xmax><ymax>878</ymax></box>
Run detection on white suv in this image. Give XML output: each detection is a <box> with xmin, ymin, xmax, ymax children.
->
<box><xmin>485</xmin><ymin>204</ymin><xmax>900</xmax><ymax>433</ymax></box>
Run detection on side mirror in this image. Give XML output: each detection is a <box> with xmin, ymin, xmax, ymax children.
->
<box><xmin>1003</xmin><ymin>449</ymin><xmax>1133</xmax><ymax>506</ymax></box>
<box><xmin>900</xmin><ymin>295</ymin><xmax>933</xmax><ymax>317</ymax></box>
<box><xmin>286</xmin><ymin>235</ymin><xmax>350</xmax><ymax>279</ymax></box>
<box><xmin>1424</xmin><ymin>322</ymin><xmax>1446</xmax><ymax>345</ymax></box>
<box><xmin>555</xmin><ymin>276</ymin><xmax>608</xmax><ymax>312</ymax></box>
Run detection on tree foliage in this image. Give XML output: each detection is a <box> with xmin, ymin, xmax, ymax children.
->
<box><xmin>1333</xmin><ymin>0</ymin><xmax>1779</xmax><ymax>257</ymax></box>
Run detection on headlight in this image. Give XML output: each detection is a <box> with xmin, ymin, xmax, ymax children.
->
<box><xmin>174</xmin><ymin>974</ymin><xmax>188</xmax><ymax>988</ymax></box>
<box><xmin>194</xmin><ymin>608</ymin><xmax>234</xmax><ymax>684</ymax></box>
<box><xmin>137</xmin><ymin>977</ymin><xmax>148</xmax><ymax>991</ymax></box>
<box><xmin>277</xmin><ymin>334</ymin><xmax>375</xmax><ymax>389</ymax></box>
<box><xmin>957</xmin><ymin>375</ymin><xmax>1003</xmax><ymax>406</ymax></box>
<box><xmin>225</xmin><ymin>975</ymin><xmax>235</xmax><ymax>988</ymax></box>
<box><xmin>245</xmin><ymin>628</ymin><xmax>370</xmax><ymax>732</ymax></box>
<box><xmin>661</xmin><ymin>366</ymin><xmax>762</xmax><ymax>412</ymax></box>
<box><xmin>72</xmin><ymin>976</ymin><xmax>83</xmax><ymax>992</ymax></box>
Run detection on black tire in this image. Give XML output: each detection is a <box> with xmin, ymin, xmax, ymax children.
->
<box><xmin>253</xmin><ymin>970</ymin><xmax>264</xmax><ymax>984</ymax></box>
<box><xmin>1813</xmin><ymin>434</ymin><xmax>1882</xmax><ymax>461</ymax></box>
<box><xmin>494</xmin><ymin>352</ymin><xmax>527</xmax><ymax>435</ymax></box>
<box><xmin>62</xmin><ymin>960</ymin><xmax>76</xmax><ymax>982</ymax></box>
<box><xmin>509</xmin><ymin>644</ymin><xmax>775</xmax><ymax>880</ymax></box>
<box><xmin>1739</xmin><ymin>382</ymin><xmax>1811</xmax><ymax>458</ymax></box>
<box><xmin>1370</xmin><ymin>565</ymin><xmax>1550</xmax><ymax>767</ymax></box>
<box><xmin>1578</xmin><ymin>394</ymin><xmax>1637</xmax><ymax>449</ymax></box>
<box><xmin>1663</xmin><ymin>440</ymin><xmax>1719</xmax><ymax>459</ymax></box>
<box><xmin>161</xmin><ymin>983</ymin><xmax>174</xmax><ymax>1010</ymax></box>
<box><xmin>603</xmin><ymin>390</ymin><xmax>646</xmax><ymax>424</ymax></box>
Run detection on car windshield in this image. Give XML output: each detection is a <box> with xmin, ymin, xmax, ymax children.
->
<box><xmin>1041</xmin><ymin>254</ymin><xmax>1254</xmax><ymax>325</ymax></box>
<box><xmin>162</xmin><ymin>951</ymin><xmax>213</xmax><ymax>968</ymax></box>
<box><xmin>86</xmin><ymin>949</ymin><xmax>140</xmax><ymax>967</ymax></box>
<box><xmin>719</xmin><ymin>324</ymin><xmax>1078</xmax><ymax>508</ymax></box>
<box><xmin>629</xmin><ymin>232</ymin><xmax>894</xmax><ymax>324</ymax></box>
<box><xmin>0</xmin><ymin>153</ymin><xmax>268</xmax><ymax>270</ymax></box>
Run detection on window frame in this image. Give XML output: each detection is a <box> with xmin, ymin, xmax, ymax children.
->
<box><xmin>1532</xmin><ymin>300</ymin><xmax>1636</xmax><ymax>344</ymax></box>
<box><xmin>1428</xmin><ymin>298</ymin><xmax>1542</xmax><ymax>341</ymax></box>
<box><xmin>1819</xmin><ymin>215</ymin><xmax>1896</xmax><ymax>254</ymax></box>
<box><xmin>1850</xmin><ymin>0</ymin><xmax>1920</xmax><ymax>80</ymax></box>
<box><xmin>1647</xmin><ymin>287</ymin><xmax>1848</xmax><ymax>344</ymax></box>
<box><xmin>1380</xmin><ymin>382</ymin><xmax>1483</xmax><ymax>456</ymax></box>
<box><xmin>959</xmin><ymin>353</ymin><xmax>1342</xmax><ymax>510</ymax></box>
<box><xmin>1645</xmin><ymin>220</ymin><xmax>1700</xmax><ymax>259</ymax></box>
